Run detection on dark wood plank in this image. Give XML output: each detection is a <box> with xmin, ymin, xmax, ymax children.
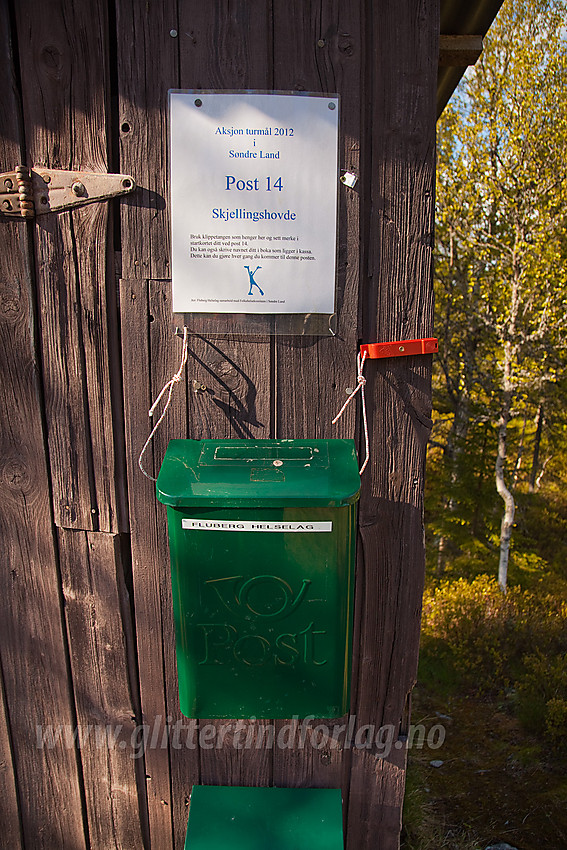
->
<box><xmin>0</xmin><ymin>6</ymin><xmax>88</xmax><ymax>844</ymax></box>
<box><xmin>185</xmin><ymin>332</ymin><xmax>273</xmax><ymax>441</ymax></box>
<box><xmin>58</xmin><ymin>528</ymin><xmax>144</xmax><ymax>850</ymax></box>
<box><xmin>149</xmin><ymin>280</ymin><xmax>199</xmax><ymax>850</ymax></box>
<box><xmin>346</xmin><ymin>2</ymin><xmax>438</xmax><ymax>848</ymax></box>
<box><xmin>116</xmin><ymin>0</ymin><xmax>179</xmax><ymax>280</ymax></box>
<box><xmin>271</xmin><ymin>0</ymin><xmax>362</xmax><ymax>798</ymax></box>
<box><xmin>0</xmin><ymin>264</ymin><xmax>87</xmax><ymax>850</ymax></box>
<box><xmin>199</xmin><ymin>720</ymin><xmax>273</xmax><ymax>787</ymax></box>
<box><xmin>0</xmin><ymin>667</ymin><xmax>22</xmax><ymax>849</ymax></box>
<box><xmin>272</xmin><ymin>718</ymin><xmax>345</xmax><ymax>789</ymax></box>
<box><xmin>14</xmin><ymin>0</ymin><xmax>120</xmax><ymax>532</ymax></box>
<box><xmin>120</xmin><ymin>278</ymin><xmax>178</xmax><ymax>850</ymax></box>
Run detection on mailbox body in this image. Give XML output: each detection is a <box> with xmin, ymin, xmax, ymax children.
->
<box><xmin>156</xmin><ymin>439</ymin><xmax>360</xmax><ymax>718</ymax></box>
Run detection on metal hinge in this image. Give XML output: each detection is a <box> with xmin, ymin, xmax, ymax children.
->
<box><xmin>0</xmin><ymin>166</ymin><xmax>136</xmax><ymax>218</ymax></box>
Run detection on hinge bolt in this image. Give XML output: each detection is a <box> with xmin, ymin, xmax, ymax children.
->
<box><xmin>2</xmin><ymin>199</ymin><xmax>12</xmax><ymax>210</ymax></box>
<box><xmin>4</xmin><ymin>178</ymin><xmax>13</xmax><ymax>189</ymax></box>
<box><xmin>72</xmin><ymin>181</ymin><xmax>87</xmax><ymax>197</ymax></box>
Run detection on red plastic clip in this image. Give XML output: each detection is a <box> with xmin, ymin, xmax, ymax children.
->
<box><xmin>360</xmin><ymin>337</ymin><xmax>438</xmax><ymax>359</ymax></box>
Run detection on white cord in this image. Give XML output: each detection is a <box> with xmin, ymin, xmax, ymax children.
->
<box><xmin>138</xmin><ymin>327</ymin><xmax>189</xmax><ymax>481</ymax></box>
<box><xmin>332</xmin><ymin>350</ymin><xmax>370</xmax><ymax>474</ymax></box>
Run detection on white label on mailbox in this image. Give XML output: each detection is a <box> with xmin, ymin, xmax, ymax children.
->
<box><xmin>182</xmin><ymin>519</ymin><xmax>332</xmax><ymax>532</ymax></box>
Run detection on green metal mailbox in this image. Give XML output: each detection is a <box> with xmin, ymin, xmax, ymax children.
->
<box><xmin>156</xmin><ymin>438</ymin><xmax>360</xmax><ymax>718</ymax></box>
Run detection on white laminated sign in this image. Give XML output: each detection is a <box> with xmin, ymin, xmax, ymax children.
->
<box><xmin>169</xmin><ymin>91</ymin><xmax>339</xmax><ymax>315</ymax></box>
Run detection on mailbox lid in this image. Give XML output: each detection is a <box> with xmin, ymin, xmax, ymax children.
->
<box><xmin>156</xmin><ymin>438</ymin><xmax>360</xmax><ymax>508</ymax></box>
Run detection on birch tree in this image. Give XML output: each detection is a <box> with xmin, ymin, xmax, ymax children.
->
<box><xmin>435</xmin><ymin>0</ymin><xmax>567</xmax><ymax>589</ymax></box>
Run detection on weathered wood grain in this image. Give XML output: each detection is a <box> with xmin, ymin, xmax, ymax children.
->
<box><xmin>199</xmin><ymin>719</ymin><xmax>274</xmax><ymax>787</ymax></box>
<box><xmin>0</xmin><ymin>14</ymin><xmax>21</xmax><ymax>832</ymax></box>
<box><xmin>0</xmin><ymin>666</ymin><xmax>22</xmax><ymax>848</ymax></box>
<box><xmin>149</xmin><ymin>279</ymin><xmax>200</xmax><ymax>850</ymax></box>
<box><xmin>346</xmin><ymin>2</ymin><xmax>438</xmax><ymax>848</ymax></box>
<box><xmin>272</xmin><ymin>718</ymin><xmax>346</xmax><ymax>789</ymax></box>
<box><xmin>0</xmin><ymin>266</ymin><xmax>88</xmax><ymax>849</ymax></box>
<box><xmin>116</xmin><ymin>0</ymin><xmax>179</xmax><ymax>281</ymax></box>
<box><xmin>58</xmin><ymin>528</ymin><xmax>144</xmax><ymax>850</ymax></box>
<box><xmin>14</xmin><ymin>0</ymin><xmax>121</xmax><ymax>532</ymax></box>
<box><xmin>0</xmin><ymin>6</ymin><xmax>87</xmax><ymax>845</ymax></box>
<box><xmin>120</xmin><ymin>278</ymin><xmax>179</xmax><ymax>849</ymax></box>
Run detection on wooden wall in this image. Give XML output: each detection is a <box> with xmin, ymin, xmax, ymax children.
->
<box><xmin>0</xmin><ymin>0</ymin><xmax>437</xmax><ymax>847</ymax></box>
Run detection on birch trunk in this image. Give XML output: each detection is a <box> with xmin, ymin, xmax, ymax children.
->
<box><xmin>496</xmin><ymin>230</ymin><xmax>522</xmax><ymax>592</ymax></box>
<box><xmin>496</xmin><ymin>399</ymin><xmax>515</xmax><ymax>591</ymax></box>
<box><xmin>528</xmin><ymin>404</ymin><xmax>544</xmax><ymax>493</ymax></box>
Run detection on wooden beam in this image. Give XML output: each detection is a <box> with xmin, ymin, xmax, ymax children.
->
<box><xmin>346</xmin><ymin>1</ymin><xmax>438</xmax><ymax>847</ymax></box>
<box><xmin>439</xmin><ymin>34</ymin><xmax>483</xmax><ymax>67</ymax></box>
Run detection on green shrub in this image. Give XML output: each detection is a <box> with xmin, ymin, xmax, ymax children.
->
<box><xmin>420</xmin><ymin>575</ymin><xmax>567</xmax><ymax>698</ymax></box>
<box><xmin>545</xmin><ymin>698</ymin><xmax>567</xmax><ymax>748</ymax></box>
<box><xmin>516</xmin><ymin>651</ymin><xmax>567</xmax><ymax>744</ymax></box>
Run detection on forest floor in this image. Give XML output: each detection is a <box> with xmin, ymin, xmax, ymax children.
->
<box><xmin>401</xmin><ymin>680</ymin><xmax>567</xmax><ymax>849</ymax></box>
<box><xmin>401</xmin><ymin>424</ymin><xmax>567</xmax><ymax>849</ymax></box>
